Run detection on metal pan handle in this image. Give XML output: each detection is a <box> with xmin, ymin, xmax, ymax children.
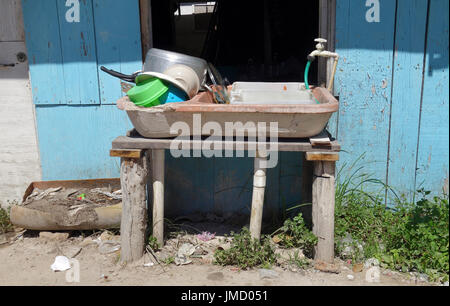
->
<box><xmin>100</xmin><ymin>66</ymin><xmax>137</xmax><ymax>83</ymax></box>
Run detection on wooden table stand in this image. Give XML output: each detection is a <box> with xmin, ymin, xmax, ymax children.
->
<box><xmin>111</xmin><ymin>131</ymin><xmax>340</xmax><ymax>263</ymax></box>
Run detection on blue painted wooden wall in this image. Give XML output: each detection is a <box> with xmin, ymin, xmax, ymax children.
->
<box><xmin>22</xmin><ymin>0</ymin><xmax>448</xmax><ymax>219</ymax></box>
<box><xmin>332</xmin><ymin>0</ymin><xmax>449</xmax><ymax>201</ymax></box>
<box><xmin>22</xmin><ymin>0</ymin><xmax>307</xmax><ymax>219</ymax></box>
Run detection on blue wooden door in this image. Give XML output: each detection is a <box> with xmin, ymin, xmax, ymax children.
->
<box><xmin>22</xmin><ymin>0</ymin><xmax>141</xmax><ymax>180</ymax></box>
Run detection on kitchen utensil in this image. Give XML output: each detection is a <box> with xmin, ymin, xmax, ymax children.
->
<box><xmin>101</xmin><ymin>66</ymin><xmax>191</xmax><ymax>99</ymax></box>
<box><xmin>143</xmin><ymin>48</ymin><xmax>208</xmax><ymax>87</ymax></box>
<box><xmin>100</xmin><ymin>66</ymin><xmax>139</xmax><ymax>83</ymax></box>
<box><xmin>206</xmin><ymin>63</ymin><xmax>230</xmax><ymax>104</ymax></box>
<box><xmin>135</xmin><ymin>72</ymin><xmax>191</xmax><ymax>98</ymax></box>
<box><xmin>126</xmin><ymin>78</ymin><xmax>169</xmax><ymax>107</ymax></box>
<box><xmin>163</xmin><ymin>64</ymin><xmax>200</xmax><ymax>99</ymax></box>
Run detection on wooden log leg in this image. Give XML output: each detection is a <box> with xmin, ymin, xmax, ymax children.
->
<box><xmin>120</xmin><ymin>151</ymin><xmax>149</xmax><ymax>263</ymax></box>
<box><xmin>152</xmin><ymin>149</ymin><xmax>165</xmax><ymax>247</ymax></box>
<box><xmin>249</xmin><ymin>153</ymin><xmax>267</xmax><ymax>240</ymax></box>
<box><xmin>312</xmin><ymin>161</ymin><xmax>336</xmax><ymax>263</ymax></box>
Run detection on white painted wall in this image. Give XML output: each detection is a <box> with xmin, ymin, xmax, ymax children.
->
<box><xmin>0</xmin><ymin>0</ymin><xmax>41</xmax><ymax>207</ymax></box>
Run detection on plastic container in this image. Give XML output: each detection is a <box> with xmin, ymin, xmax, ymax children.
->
<box><xmin>230</xmin><ymin>82</ymin><xmax>316</xmax><ymax>105</ymax></box>
<box><xmin>127</xmin><ymin>78</ymin><xmax>169</xmax><ymax>107</ymax></box>
<box><xmin>160</xmin><ymin>85</ymin><xmax>189</xmax><ymax>103</ymax></box>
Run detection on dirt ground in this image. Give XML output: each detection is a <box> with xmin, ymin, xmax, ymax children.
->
<box><xmin>0</xmin><ymin>229</ymin><xmax>438</xmax><ymax>286</ymax></box>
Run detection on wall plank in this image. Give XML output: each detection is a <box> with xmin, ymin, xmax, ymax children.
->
<box><xmin>213</xmin><ymin>153</ymin><xmax>253</xmax><ymax>215</ymax></box>
<box><xmin>35</xmin><ymin>104</ymin><xmax>132</xmax><ymax>180</ymax></box>
<box><xmin>334</xmin><ymin>0</ymin><xmax>397</xmax><ymax>191</ymax></box>
<box><xmin>22</xmin><ymin>0</ymin><xmax>66</xmax><ymax>105</ymax></box>
<box><xmin>416</xmin><ymin>0</ymin><xmax>449</xmax><ymax>195</ymax></box>
<box><xmin>388</xmin><ymin>0</ymin><xmax>428</xmax><ymax>200</ymax></box>
<box><xmin>0</xmin><ymin>0</ymin><xmax>24</xmax><ymax>42</ymax></box>
<box><xmin>93</xmin><ymin>0</ymin><xmax>143</xmax><ymax>104</ymax></box>
<box><xmin>56</xmin><ymin>0</ymin><xmax>100</xmax><ymax>104</ymax></box>
<box><xmin>164</xmin><ymin>152</ymin><xmax>215</xmax><ymax>216</ymax></box>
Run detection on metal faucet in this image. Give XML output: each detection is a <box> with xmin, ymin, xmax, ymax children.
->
<box><xmin>307</xmin><ymin>38</ymin><xmax>339</xmax><ymax>92</ymax></box>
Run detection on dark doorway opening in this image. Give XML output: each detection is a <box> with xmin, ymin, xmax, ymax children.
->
<box><xmin>150</xmin><ymin>0</ymin><xmax>320</xmax><ymax>84</ymax></box>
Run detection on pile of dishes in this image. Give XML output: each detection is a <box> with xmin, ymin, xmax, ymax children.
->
<box><xmin>101</xmin><ymin>48</ymin><xmax>210</xmax><ymax>107</ymax></box>
<box><xmin>100</xmin><ymin>48</ymin><xmax>229</xmax><ymax>107</ymax></box>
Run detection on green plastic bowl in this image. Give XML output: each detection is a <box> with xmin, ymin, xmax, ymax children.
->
<box><xmin>127</xmin><ymin>77</ymin><xmax>169</xmax><ymax>107</ymax></box>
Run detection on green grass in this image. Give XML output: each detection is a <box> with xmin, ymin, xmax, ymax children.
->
<box><xmin>214</xmin><ymin>227</ymin><xmax>277</xmax><ymax>270</ymax></box>
<box><xmin>334</xmin><ymin>155</ymin><xmax>449</xmax><ymax>282</ymax></box>
<box><xmin>0</xmin><ymin>206</ymin><xmax>13</xmax><ymax>235</ymax></box>
<box><xmin>271</xmin><ymin>213</ymin><xmax>317</xmax><ymax>257</ymax></box>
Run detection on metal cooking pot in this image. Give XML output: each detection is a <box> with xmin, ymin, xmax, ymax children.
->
<box><xmin>143</xmin><ymin>48</ymin><xmax>208</xmax><ymax>87</ymax></box>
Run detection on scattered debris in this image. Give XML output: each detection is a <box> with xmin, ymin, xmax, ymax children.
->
<box><xmin>91</xmin><ymin>188</ymin><xmax>122</xmax><ymax>200</ymax></box>
<box><xmin>197</xmin><ymin>231</ymin><xmax>215</xmax><ymax>242</ymax></box>
<box><xmin>61</xmin><ymin>246</ymin><xmax>82</xmax><ymax>258</ymax></box>
<box><xmin>337</xmin><ymin>233</ymin><xmax>364</xmax><ymax>258</ymax></box>
<box><xmin>314</xmin><ymin>260</ymin><xmax>340</xmax><ymax>274</ymax></box>
<box><xmin>98</xmin><ymin>241</ymin><xmax>120</xmax><ymax>254</ymax></box>
<box><xmin>79</xmin><ymin>237</ymin><xmax>98</xmax><ymax>247</ymax></box>
<box><xmin>16</xmin><ymin>186</ymin><xmax>122</xmax><ymax>230</ymax></box>
<box><xmin>175</xmin><ymin>243</ymin><xmax>196</xmax><ymax>265</ymax></box>
<box><xmin>352</xmin><ymin>263</ymin><xmax>364</xmax><ymax>273</ymax></box>
<box><xmin>25</xmin><ymin>187</ymin><xmax>63</xmax><ymax>204</ymax></box>
<box><xmin>413</xmin><ymin>273</ymin><xmax>429</xmax><ymax>283</ymax></box>
<box><xmin>99</xmin><ymin>230</ymin><xmax>119</xmax><ymax>242</ymax></box>
<box><xmin>275</xmin><ymin>248</ymin><xmax>304</xmax><ymax>265</ymax></box>
<box><xmin>259</xmin><ymin>269</ymin><xmax>279</xmax><ymax>279</ymax></box>
<box><xmin>365</xmin><ymin>266</ymin><xmax>381</xmax><ymax>283</ymax></box>
<box><xmin>143</xmin><ymin>262</ymin><xmax>154</xmax><ymax>267</ymax></box>
<box><xmin>50</xmin><ymin>256</ymin><xmax>71</xmax><ymax>272</ymax></box>
<box><xmin>347</xmin><ymin>274</ymin><xmax>355</xmax><ymax>281</ymax></box>
<box><xmin>99</xmin><ymin>274</ymin><xmax>110</xmax><ymax>282</ymax></box>
<box><xmin>39</xmin><ymin>232</ymin><xmax>69</xmax><ymax>242</ymax></box>
<box><xmin>364</xmin><ymin>258</ymin><xmax>380</xmax><ymax>269</ymax></box>
<box><xmin>272</xmin><ymin>235</ymin><xmax>282</xmax><ymax>244</ymax></box>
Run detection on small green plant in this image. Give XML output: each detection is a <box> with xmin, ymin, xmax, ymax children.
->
<box><xmin>288</xmin><ymin>250</ymin><xmax>311</xmax><ymax>269</ymax></box>
<box><xmin>214</xmin><ymin>227</ymin><xmax>277</xmax><ymax>269</ymax></box>
<box><xmin>163</xmin><ymin>256</ymin><xmax>175</xmax><ymax>265</ymax></box>
<box><xmin>273</xmin><ymin>213</ymin><xmax>318</xmax><ymax>257</ymax></box>
<box><xmin>334</xmin><ymin>155</ymin><xmax>449</xmax><ymax>282</ymax></box>
<box><xmin>0</xmin><ymin>206</ymin><xmax>13</xmax><ymax>235</ymax></box>
<box><xmin>147</xmin><ymin>235</ymin><xmax>160</xmax><ymax>251</ymax></box>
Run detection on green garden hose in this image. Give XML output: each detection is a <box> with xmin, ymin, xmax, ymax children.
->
<box><xmin>304</xmin><ymin>60</ymin><xmax>320</xmax><ymax>104</ymax></box>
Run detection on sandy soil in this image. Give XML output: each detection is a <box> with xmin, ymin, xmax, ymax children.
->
<box><xmin>0</xmin><ymin>230</ymin><xmax>435</xmax><ymax>286</ymax></box>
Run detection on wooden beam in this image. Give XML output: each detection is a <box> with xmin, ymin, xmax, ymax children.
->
<box><xmin>112</xmin><ymin>136</ymin><xmax>341</xmax><ymax>152</ymax></box>
<box><xmin>310</xmin><ymin>130</ymin><xmax>332</xmax><ymax>147</ymax></box>
<box><xmin>139</xmin><ymin>0</ymin><xmax>152</xmax><ymax>59</ymax></box>
<box><xmin>110</xmin><ymin>149</ymin><xmax>143</xmax><ymax>159</ymax></box>
<box><xmin>120</xmin><ymin>152</ymin><xmax>149</xmax><ymax>263</ymax></box>
<box><xmin>306</xmin><ymin>152</ymin><xmax>339</xmax><ymax>161</ymax></box>
<box><xmin>312</xmin><ymin>161</ymin><xmax>336</xmax><ymax>263</ymax></box>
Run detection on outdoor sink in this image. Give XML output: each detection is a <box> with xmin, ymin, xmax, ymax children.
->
<box><xmin>117</xmin><ymin>86</ymin><xmax>338</xmax><ymax>139</ymax></box>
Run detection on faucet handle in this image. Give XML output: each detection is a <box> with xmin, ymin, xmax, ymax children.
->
<box><xmin>314</xmin><ymin>38</ymin><xmax>327</xmax><ymax>51</ymax></box>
